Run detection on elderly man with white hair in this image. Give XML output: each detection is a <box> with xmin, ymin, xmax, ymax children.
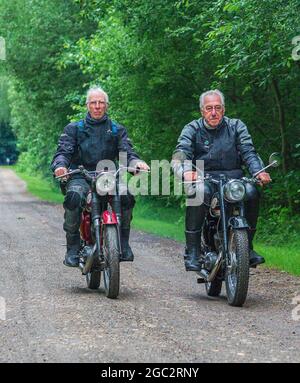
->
<box><xmin>174</xmin><ymin>89</ymin><xmax>271</xmax><ymax>271</ymax></box>
<box><xmin>51</xmin><ymin>86</ymin><xmax>149</xmax><ymax>267</ymax></box>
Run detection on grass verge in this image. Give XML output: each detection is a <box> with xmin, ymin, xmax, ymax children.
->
<box><xmin>13</xmin><ymin>167</ymin><xmax>64</xmax><ymax>204</ymax></box>
<box><xmin>133</xmin><ymin>198</ymin><xmax>300</xmax><ymax>276</ymax></box>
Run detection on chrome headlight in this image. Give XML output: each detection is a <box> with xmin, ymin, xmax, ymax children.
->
<box><xmin>223</xmin><ymin>180</ymin><xmax>245</xmax><ymax>202</ymax></box>
<box><xmin>96</xmin><ymin>173</ymin><xmax>116</xmax><ymax>195</ymax></box>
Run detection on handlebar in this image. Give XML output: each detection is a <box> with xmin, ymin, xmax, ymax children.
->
<box><xmin>182</xmin><ymin>174</ymin><xmax>259</xmax><ymax>185</ymax></box>
<box><xmin>205</xmin><ymin>174</ymin><xmax>258</xmax><ymax>185</ymax></box>
<box><xmin>55</xmin><ymin>165</ymin><xmax>150</xmax><ymax>181</ymax></box>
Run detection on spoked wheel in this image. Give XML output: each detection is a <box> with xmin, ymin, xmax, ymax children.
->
<box><xmin>225</xmin><ymin>229</ymin><xmax>249</xmax><ymax>307</ymax></box>
<box><xmin>102</xmin><ymin>225</ymin><xmax>120</xmax><ymax>299</ymax></box>
<box><xmin>86</xmin><ymin>270</ymin><xmax>101</xmax><ymax>290</ymax></box>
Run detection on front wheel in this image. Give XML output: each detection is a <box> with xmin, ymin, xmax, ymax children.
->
<box><xmin>102</xmin><ymin>225</ymin><xmax>120</xmax><ymax>299</ymax></box>
<box><xmin>225</xmin><ymin>229</ymin><xmax>249</xmax><ymax>307</ymax></box>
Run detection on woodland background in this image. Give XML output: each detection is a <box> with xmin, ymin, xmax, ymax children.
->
<box><xmin>0</xmin><ymin>0</ymin><xmax>299</xmax><ymax>249</ymax></box>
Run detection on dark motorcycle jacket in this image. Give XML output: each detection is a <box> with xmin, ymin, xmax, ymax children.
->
<box><xmin>174</xmin><ymin>116</ymin><xmax>264</xmax><ymax>177</ymax></box>
<box><xmin>51</xmin><ymin>113</ymin><xmax>141</xmax><ymax>172</ymax></box>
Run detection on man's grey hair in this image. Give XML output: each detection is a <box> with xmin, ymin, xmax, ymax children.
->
<box><xmin>86</xmin><ymin>86</ymin><xmax>109</xmax><ymax>104</ymax></box>
<box><xmin>199</xmin><ymin>89</ymin><xmax>225</xmax><ymax>109</ymax></box>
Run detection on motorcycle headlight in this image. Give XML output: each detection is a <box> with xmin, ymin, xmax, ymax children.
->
<box><xmin>223</xmin><ymin>180</ymin><xmax>245</xmax><ymax>202</ymax></box>
<box><xmin>96</xmin><ymin>173</ymin><xmax>116</xmax><ymax>195</ymax></box>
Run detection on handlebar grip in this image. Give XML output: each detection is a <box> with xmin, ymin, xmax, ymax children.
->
<box><xmin>55</xmin><ymin>168</ymin><xmax>81</xmax><ymax>179</ymax></box>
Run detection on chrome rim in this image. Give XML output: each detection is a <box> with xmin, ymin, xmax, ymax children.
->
<box><xmin>102</xmin><ymin>243</ymin><xmax>110</xmax><ymax>290</ymax></box>
<box><xmin>227</xmin><ymin>233</ymin><xmax>238</xmax><ymax>296</ymax></box>
<box><xmin>86</xmin><ymin>272</ymin><xmax>91</xmax><ymax>285</ymax></box>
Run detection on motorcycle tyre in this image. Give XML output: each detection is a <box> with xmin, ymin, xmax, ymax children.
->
<box><xmin>225</xmin><ymin>229</ymin><xmax>249</xmax><ymax>307</ymax></box>
<box><xmin>103</xmin><ymin>225</ymin><xmax>120</xmax><ymax>299</ymax></box>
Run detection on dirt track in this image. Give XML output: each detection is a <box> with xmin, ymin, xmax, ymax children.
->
<box><xmin>0</xmin><ymin>168</ymin><xmax>299</xmax><ymax>363</ymax></box>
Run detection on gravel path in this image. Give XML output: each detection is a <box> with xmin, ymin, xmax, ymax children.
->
<box><xmin>0</xmin><ymin>168</ymin><xmax>299</xmax><ymax>363</ymax></box>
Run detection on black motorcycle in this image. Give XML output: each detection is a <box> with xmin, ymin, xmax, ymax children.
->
<box><xmin>173</xmin><ymin>152</ymin><xmax>280</xmax><ymax>307</ymax></box>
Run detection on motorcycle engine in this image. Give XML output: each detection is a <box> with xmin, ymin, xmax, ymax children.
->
<box><xmin>210</xmin><ymin>196</ymin><xmax>220</xmax><ymax>217</ymax></box>
<box><xmin>79</xmin><ymin>245</ymin><xmax>95</xmax><ymax>274</ymax></box>
<box><xmin>203</xmin><ymin>251</ymin><xmax>218</xmax><ymax>271</ymax></box>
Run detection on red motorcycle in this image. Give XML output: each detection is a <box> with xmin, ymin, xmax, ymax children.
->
<box><xmin>57</xmin><ymin>164</ymin><xmax>137</xmax><ymax>299</ymax></box>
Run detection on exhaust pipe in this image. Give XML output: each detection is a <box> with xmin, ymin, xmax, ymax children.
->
<box><xmin>80</xmin><ymin>244</ymin><xmax>97</xmax><ymax>275</ymax></box>
<box><xmin>207</xmin><ymin>252</ymin><xmax>223</xmax><ymax>282</ymax></box>
<box><xmin>197</xmin><ymin>252</ymin><xmax>223</xmax><ymax>282</ymax></box>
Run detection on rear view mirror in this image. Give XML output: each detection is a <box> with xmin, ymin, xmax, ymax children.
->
<box><xmin>268</xmin><ymin>152</ymin><xmax>281</xmax><ymax>168</ymax></box>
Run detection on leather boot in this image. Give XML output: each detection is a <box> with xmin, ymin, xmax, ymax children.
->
<box><xmin>184</xmin><ymin>230</ymin><xmax>201</xmax><ymax>271</ymax></box>
<box><xmin>248</xmin><ymin>228</ymin><xmax>265</xmax><ymax>267</ymax></box>
<box><xmin>64</xmin><ymin>232</ymin><xmax>80</xmax><ymax>267</ymax></box>
<box><xmin>120</xmin><ymin>228</ymin><xmax>134</xmax><ymax>262</ymax></box>
<box><xmin>120</xmin><ymin>208</ymin><xmax>134</xmax><ymax>262</ymax></box>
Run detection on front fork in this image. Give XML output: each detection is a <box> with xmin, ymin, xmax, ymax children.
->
<box><xmin>218</xmin><ymin>177</ymin><xmax>228</xmax><ymax>261</ymax></box>
<box><xmin>222</xmin><ymin>204</ymin><xmax>249</xmax><ymax>269</ymax></box>
<box><xmin>218</xmin><ymin>178</ymin><xmax>247</xmax><ymax>266</ymax></box>
<box><xmin>111</xmin><ymin>193</ymin><xmax>122</xmax><ymax>256</ymax></box>
<box><xmin>92</xmin><ymin>192</ymin><xmax>122</xmax><ymax>260</ymax></box>
<box><xmin>91</xmin><ymin>191</ymin><xmax>103</xmax><ymax>260</ymax></box>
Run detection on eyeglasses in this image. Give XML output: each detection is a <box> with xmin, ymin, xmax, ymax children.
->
<box><xmin>89</xmin><ymin>100</ymin><xmax>107</xmax><ymax>106</ymax></box>
<box><xmin>203</xmin><ymin>105</ymin><xmax>223</xmax><ymax>112</ymax></box>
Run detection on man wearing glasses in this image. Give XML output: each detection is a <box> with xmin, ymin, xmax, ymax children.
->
<box><xmin>174</xmin><ymin>89</ymin><xmax>271</xmax><ymax>271</ymax></box>
<box><xmin>51</xmin><ymin>86</ymin><xmax>149</xmax><ymax>267</ymax></box>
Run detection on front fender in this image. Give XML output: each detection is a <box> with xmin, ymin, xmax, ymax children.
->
<box><xmin>228</xmin><ymin>216</ymin><xmax>249</xmax><ymax>229</ymax></box>
<box><xmin>102</xmin><ymin>210</ymin><xmax>118</xmax><ymax>224</ymax></box>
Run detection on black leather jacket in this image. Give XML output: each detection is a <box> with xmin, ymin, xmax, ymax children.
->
<box><xmin>174</xmin><ymin>116</ymin><xmax>264</xmax><ymax>177</ymax></box>
<box><xmin>51</xmin><ymin>113</ymin><xmax>140</xmax><ymax>172</ymax></box>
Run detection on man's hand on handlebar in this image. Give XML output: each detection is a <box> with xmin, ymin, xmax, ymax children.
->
<box><xmin>256</xmin><ymin>171</ymin><xmax>271</xmax><ymax>186</ymax></box>
<box><xmin>134</xmin><ymin>161</ymin><xmax>150</xmax><ymax>175</ymax></box>
<box><xmin>54</xmin><ymin>167</ymin><xmax>69</xmax><ymax>181</ymax></box>
<box><xmin>183</xmin><ymin>171</ymin><xmax>197</xmax><ymax>182</ymax></box>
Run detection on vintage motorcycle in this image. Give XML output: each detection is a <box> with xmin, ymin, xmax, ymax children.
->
<box><xmin>57</xmin><ymin>163</ymin><xmax>142</xmax><ymax>299</ymax></box>
<box><xmin>173</xmin><ymin>152</ymin><xmax>280</xmax><ymax>307</ymax></box>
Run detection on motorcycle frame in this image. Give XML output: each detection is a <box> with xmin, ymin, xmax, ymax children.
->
<box><xmin>80</xmin><ymin>174</ymin><xmax>122</xmax><ymax>274</ymax></box>
<box><xmin>205</xmin><ymin>175</ymin><xmax>250</xmax><ymax>277</ymax></box>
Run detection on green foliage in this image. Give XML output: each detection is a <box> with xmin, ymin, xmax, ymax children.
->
<box><xmin>0</xmin><ymin>0</ymin><xmax>97</xmax><ymax>174</ymax></box>
<box><xmin>0</xmin><ymin>0</ymin><xmax>299</xmax><ymax>222</ymax></box>
<box><xmin>132</xmin><ymin>197</ymin><xmax>185</xmax><ymax>242</ymax></box>
<box><xmin>257</xmin><ymin>206</ymin><xmax>300</xmax><ymax>246</ymax></box>
<box><xmin>0</xmin><ymin>0</ymin><xmax>297</xmax><ymax>273</ymax></box>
